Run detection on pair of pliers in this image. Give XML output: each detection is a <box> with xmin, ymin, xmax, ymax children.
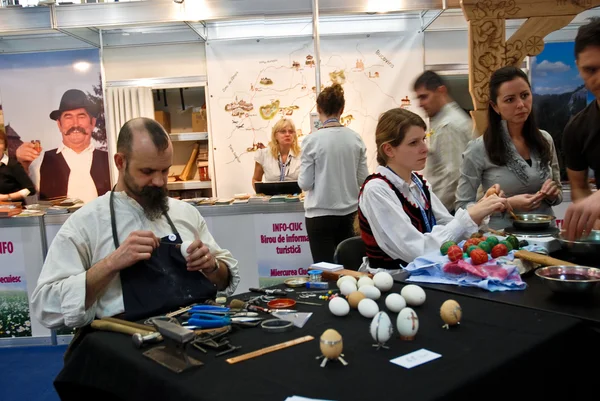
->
<box><xmin>189</xmin><ymin>305</ymin><xmax>230</xmax><ymax>315</ymax></box>
<box><xmin>186</xmin><ymin>313</ymin><xmax>231</xmax><ymax>329</ymax></box>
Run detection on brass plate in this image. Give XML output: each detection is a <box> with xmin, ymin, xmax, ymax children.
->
<box><xmin>284</xmin><ymin>277</ymin><xmax>309</xmax><ymax>288</ymax></box>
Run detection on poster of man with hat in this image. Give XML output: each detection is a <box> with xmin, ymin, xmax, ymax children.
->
<box><xmin>16</xmin><ymin>88</ymin><xmax>110</xmax><ymax>203</ymax></box>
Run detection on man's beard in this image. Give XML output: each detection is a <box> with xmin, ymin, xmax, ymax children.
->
<box><xmin>123</xmin><ymin>169</ymin><xmax>169</xmax><ymax>220</ymax></box>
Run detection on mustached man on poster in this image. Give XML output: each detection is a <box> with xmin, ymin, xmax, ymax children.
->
<box><xmin>16</xmin><ymin>89</ymin><xmax>110</xmax><ymax>203</ymax></box>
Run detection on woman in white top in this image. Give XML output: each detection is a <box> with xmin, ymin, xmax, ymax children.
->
<box><xmin>299</xmin><ymin>84</ymin><xmax>369</xmax><ymax>263</ymax></box>
<box><xmin>357</xmin><ymin>108</ymin><xmax>506</xmax><ymax>270</ymax></box>
<box><xmin>252</xmin><ymin>118</ymin><xmax>302</xmax><ymax>191</ymax></box>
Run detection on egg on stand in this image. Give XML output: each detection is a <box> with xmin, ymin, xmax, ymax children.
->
<box><xmin>370</xmin><ymin>311</ymin><xmax>393</xmax><ymax>350</ymax></box>
<box><xmin>440</xmin><ymin>299</ymin><xmax>462</xmax><ymax>329</ymax></box>
<box><xmin>396</xmin><ymin>307</ymin><xmax>419</xmax><ymax>340</ymax></box>
<box><xmin>317</xmin><ymin>329</ymin><xmax>348</xmax><ymax>367</ymax></box>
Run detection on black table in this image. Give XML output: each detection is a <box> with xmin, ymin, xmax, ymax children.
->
<box><xmin>54</xmin><ymin>283</ymin><xmax>597</xmax><ymax>401</ymax></box>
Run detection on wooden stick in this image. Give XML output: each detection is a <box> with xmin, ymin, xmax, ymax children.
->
<box><xmin>226</xmin><ymin>335</ymin><xmax>314</xmax><ymax>364</ymax></box>
<box><xmin>91</xmin><ymin>320</ymin><xmax>154</xmax><ymax>336</ymax></box>
<box><xmin>101</xmin><ymin>317</ymin><xmax>156</xmax><ymax>332</ymax></box>
<box><xmin>165</xmin><ymin>305</ymin><xmax>193</xmax><ymax>318</ymax></box>
<box><xmin>514</xmin><ymin>250</ymin><xmax>576</xmax><ymax>267</ymax></box>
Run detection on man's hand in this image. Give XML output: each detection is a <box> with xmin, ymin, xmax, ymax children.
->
<box><xmin>539</xmin><ymin>179</ymin><xmax>560</xmax><ymax>201</ymax></box>
<box><xmin>105</xmin><ymin>231</ymin><xmax>160</xmax><ymax>272</ymax></box>
<box><xmin>184</xmin><ymin>240</ymin><xmax>218</xmax><ymax>274</ymax></box>
<box><xmin>563</xmin><ymin>191</ymin><xmax>600</xmax><ymax>240</ymax></box>
<box><xmin>16</xmin><ymin>142</ymin><xmax>41</xmax><ymax>168</ymax></box>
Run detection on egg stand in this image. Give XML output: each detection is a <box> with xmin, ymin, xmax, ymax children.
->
<box><xmin>371</xmin><ymin>313</ymin><xmax>393</xmax><ymax>350</ymax></box>
<box><xmin>316</xmin><ymin>338</ymin><xmax>348</xmax><ymax>368</ymax></box>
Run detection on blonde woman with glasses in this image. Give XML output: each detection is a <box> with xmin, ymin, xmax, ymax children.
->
<box><xmin>252</xmin><ymin>118</ymin><xmax>302</xmax><ymax>191</ymax></box>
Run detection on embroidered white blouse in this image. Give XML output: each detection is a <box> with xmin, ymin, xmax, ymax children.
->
<box><xmin>358</xmin><ymin>166</ymin><xmax>479</xmax><ymax>270</ymax></box>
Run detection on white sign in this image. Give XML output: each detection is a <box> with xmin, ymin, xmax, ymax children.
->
<box><xmin>390</xmin><ymin>348</ymin><xmax>442</xmax><ymax>369</ymax></box>
<box><xmin>254</xmin><ymin>212</ymin><xmax>313</xmax><ymax>287</ymax></box>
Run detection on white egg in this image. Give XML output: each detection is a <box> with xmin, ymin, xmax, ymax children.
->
<box><xmin>373</xmin><ymin>272</ymin><xmax>394</xmax><ymax>292</ymax></box>
<box><xmin>358</xmin><ymin>298</ymin><xmax>379</xmax><ymax>318</ymax></box>
<box><xmin>357</xmin><ymin>276</ymin><xmax>375</xmax><ymax>288</ymax></box>
<box><xmin>358</xmin><ymin>285</ymin><xmax>381</xmax><ymax>300</ymax></box>
<box><xmin>385</xmin><ymin>293</ymin><xmax>406</xmax><ymax>313</ymax></box>
<box><xmin>401</xmin><ymin>284</ymin><xmax>426</xmax><ymax>306</ymax></box>
<box><xmin>337</xmin><ymin>275</ymin><xmax>357</xmax><ymax>289</ymax></box>
<box><xmin>328</xmin><ymin>297</ymin><xmax>350</xmax><ymax>317</ymax></box>
<box><xmin>370</xmin><ymin>311</ymin><xmax>393</xmax><ymax>345</ymax></box>
<box><xmin>396</xmin><ymin>307</ymin><xmax>419</xmax><ymax>340</ymax></box>
<box><xmin>180</xmin><ymin>240</ymin><xmax>193</xmax><ymax>258</ymax></box>
<box><xmin>339</xmin><ymin>280</ymin><xmax>357</xmax><ymax>296</ymax></box>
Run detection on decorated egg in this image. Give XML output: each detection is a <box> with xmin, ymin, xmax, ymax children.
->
<box><xmin>328</xmin><ymin>297</ymin><xmax>350</xmax><ymax>317</ymax></box>
<box><xmin>180</xmin><ymin>240</ymin><xmax>193</xmax><ymax>258</ymax></box>
<box><xmin>358</xmin><ymin>285</ymin><xmax>381</xmax><ymax>300</ymax></box>
<box><xmin>339</xmin><ymin>280</ymin><xmax>357</xmax><ymax>296</ymax></box>
<box><xmin>357</xmin><ymin>276</ymin><xmax>375</xmax><ymax>288</ymax></box>
<box><xmin>370</xmin><ymin>311</ymin><xmax>393</xmax><ymax>345</ymax></box>
<box><xmin>396</xmin><ymin>307</ymin><xmax>419</xmax><ymax>340</ymax></box>
<box><xmin>385</xmin><ymin>293</ymin><xmax>406</xmax><ymax>313</ymax></box>
<box><xmin>337</xmin><ymin>275</ymin><xmax>357</xmax><ymax>289</ymax></box>
<box><xmin>440</xmin><ymin>299</ymin><xmax>462</xmax><ymax>328</ymax></box>
<box><xmin>373</xmin><ymin>272</ymin><xmax>394</xmax><ymax>292</ymax></box>
<box><xmin>358</xmin><ymin>298</ymin><xmax>379</xmax><ymax>318</ymax></box>
<box><xmin>320</xmin><ymin>329</ymin><xmax>343</xmax><ymax>359</ymax></box>
<box><xmin>347</xmin><ymin>291</ymin><xmax>366</xmax><ymax>309</ymax></box>
<box><xmin>401</xmin><ymin>284</ymin><xmax>426</xmax><ymax>306</ymax></box>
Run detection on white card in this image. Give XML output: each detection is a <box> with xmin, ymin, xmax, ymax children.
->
<box><xmin>390</xmin><ymin>348</ymin><xmax>442</xmax><ymax>369</ymax></box>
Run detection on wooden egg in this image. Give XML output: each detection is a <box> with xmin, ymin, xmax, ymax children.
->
<box><xmin>347</xmin><ymin>291</ymin><xmax>366</xmax><ymax>309</ymax></box>
<box><xmin>320</xmin><ymin>329</ymin><xmax>343</xmax><ymax>359</ymax></box>
<box><xmin>396</xmin><ymin>307</ymin><xmax>419</xmax><ymax>340</ymax></box>
<box><xmin>440</xmin><ymin>299</ymin><xmax>462</xmax><ymax>328</ymax></box>
<box><xmin>370</xmin><ymin>311</ymin><xmax>393</xmax><ymax>345</ymax></box>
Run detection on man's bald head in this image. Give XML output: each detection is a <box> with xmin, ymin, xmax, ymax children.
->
<box><xmin>117</xmin><ymin>117</ymin><xmax>170</xmax><ymax>158</ymax></box>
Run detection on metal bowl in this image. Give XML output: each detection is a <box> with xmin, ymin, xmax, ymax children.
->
<box><xmin>535</xmin><ymin>265</ymin><xmax>600</xmax><ymax>294</ymax></box>
<box><xmin>554</xmin><ymin>230</ymin><xmax>600</xmax><ymax>257</ymax></box>
<box><xmin>512</xmin><ymin>214</ymin><xmax>555</xmax><ymax>231</ymax></box>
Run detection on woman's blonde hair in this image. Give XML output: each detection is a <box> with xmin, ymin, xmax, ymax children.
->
<box><xmin>269</xmin><ymin>118</ymin><xmax>301</xmax><ymax>159</ymax></box>
<box><xmin>375</xmin><ymin>108</ymin><xmax>426</xmax><ymax>166</ymax></box>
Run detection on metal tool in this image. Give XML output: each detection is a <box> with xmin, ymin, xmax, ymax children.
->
<box><xmin>143</xmin><ymin>320</ymin><xmax>202</xmax><ymax>373</ymax></box>
<box><xmin>294</xmin><ymin>300</ymin><xmax>322</xmax><ymax>306</ymax></box>
<box><xmin>132</xmin><ymin>331</ymin><xmax>163</xmax><ymax>349</ymax></box>
<box><xmin>189</xmin><ymin>305</ymin><xmax>230</xmax><ymax>315</ymax></box>
<box><xmin>249</xmin><ymin>287</ymin><xmax>288</xmax><ymax>296</ymax></box>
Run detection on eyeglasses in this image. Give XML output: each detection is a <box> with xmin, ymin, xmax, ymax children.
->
<box><xmin>277</xmin><ymin>129</ymin><xmax>295</xmax><ymax>134</ymax></box>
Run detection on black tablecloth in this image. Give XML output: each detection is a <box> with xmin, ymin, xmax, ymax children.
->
<box><xmin>54</xmin><ymin>283</ymin><xmax>597</xmax><ymax>401</ymax></box>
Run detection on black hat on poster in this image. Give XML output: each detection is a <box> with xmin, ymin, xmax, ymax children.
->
<box><xmin>49</xmin><ymin>89</ymin><xmax>99</xmax><ymax>121</ymax></box>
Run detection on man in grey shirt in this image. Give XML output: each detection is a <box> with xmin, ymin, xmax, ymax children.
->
<box><xmin>414</xmin><ymin>71</ymin><xmax>473</xmax><ymax>213</ymax></box>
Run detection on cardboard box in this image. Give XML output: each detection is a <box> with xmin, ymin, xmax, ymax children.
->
<box><xmin>192</xmin><ymin>108</ymin><xmax>208</xmax><ymax>132</ymax></box>
<box><xmin>154</xmin><ymin>110</ymin><xmax>171</xmax><ymax>133</ymax></box>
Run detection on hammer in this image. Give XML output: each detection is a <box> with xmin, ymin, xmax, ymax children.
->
<box><xmin>132</xmin><ymin>331</ymin><xmax>163</xmax><ymax>349</ymax></box>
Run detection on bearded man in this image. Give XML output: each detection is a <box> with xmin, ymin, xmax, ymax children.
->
<box><xmin>31</xmin><ymin>117</ymin><xmax>240</xmax><ymax>328</ymax></box>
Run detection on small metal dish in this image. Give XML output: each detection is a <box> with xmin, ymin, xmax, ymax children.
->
<box><xmin>267</xmin><ymin>298</ymin><xmax>297</xmax><ymax>309</ymax></box>
<box><xmin>284</xmin><ymin>277</ymin><xmax>309</xmax><ymax>288</ymax></box>
<box><xmin>512</xmin><ymin>214</ymin><xmax>555</xmax><ymax>231</ymax></box>
<box><xmin>535</xmin><ymin>265</ymin><xmax>600</xmax><ymax>294</ymax></box>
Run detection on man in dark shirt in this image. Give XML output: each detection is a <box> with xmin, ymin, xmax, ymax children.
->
<box><xmin>0</xmin><ymin>129</ymin><xmax>36</xmax><ymax>202</ymax></box>
<box><xmin>562</xmin><ymin>17</ymin><xmax>600</xmax><ymax>239</ymax></box>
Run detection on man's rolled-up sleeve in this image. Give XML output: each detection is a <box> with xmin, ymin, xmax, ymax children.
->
<box><xmin>31</xmin><ymin>225</ymin><xmax>96</xmax><ymax>329</ymax></box>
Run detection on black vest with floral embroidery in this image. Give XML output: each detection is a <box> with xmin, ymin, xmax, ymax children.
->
<box><xmin>358</xmin><ymin>172</ymin><xmax>433</xmax><ymax>269</ymax></box>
